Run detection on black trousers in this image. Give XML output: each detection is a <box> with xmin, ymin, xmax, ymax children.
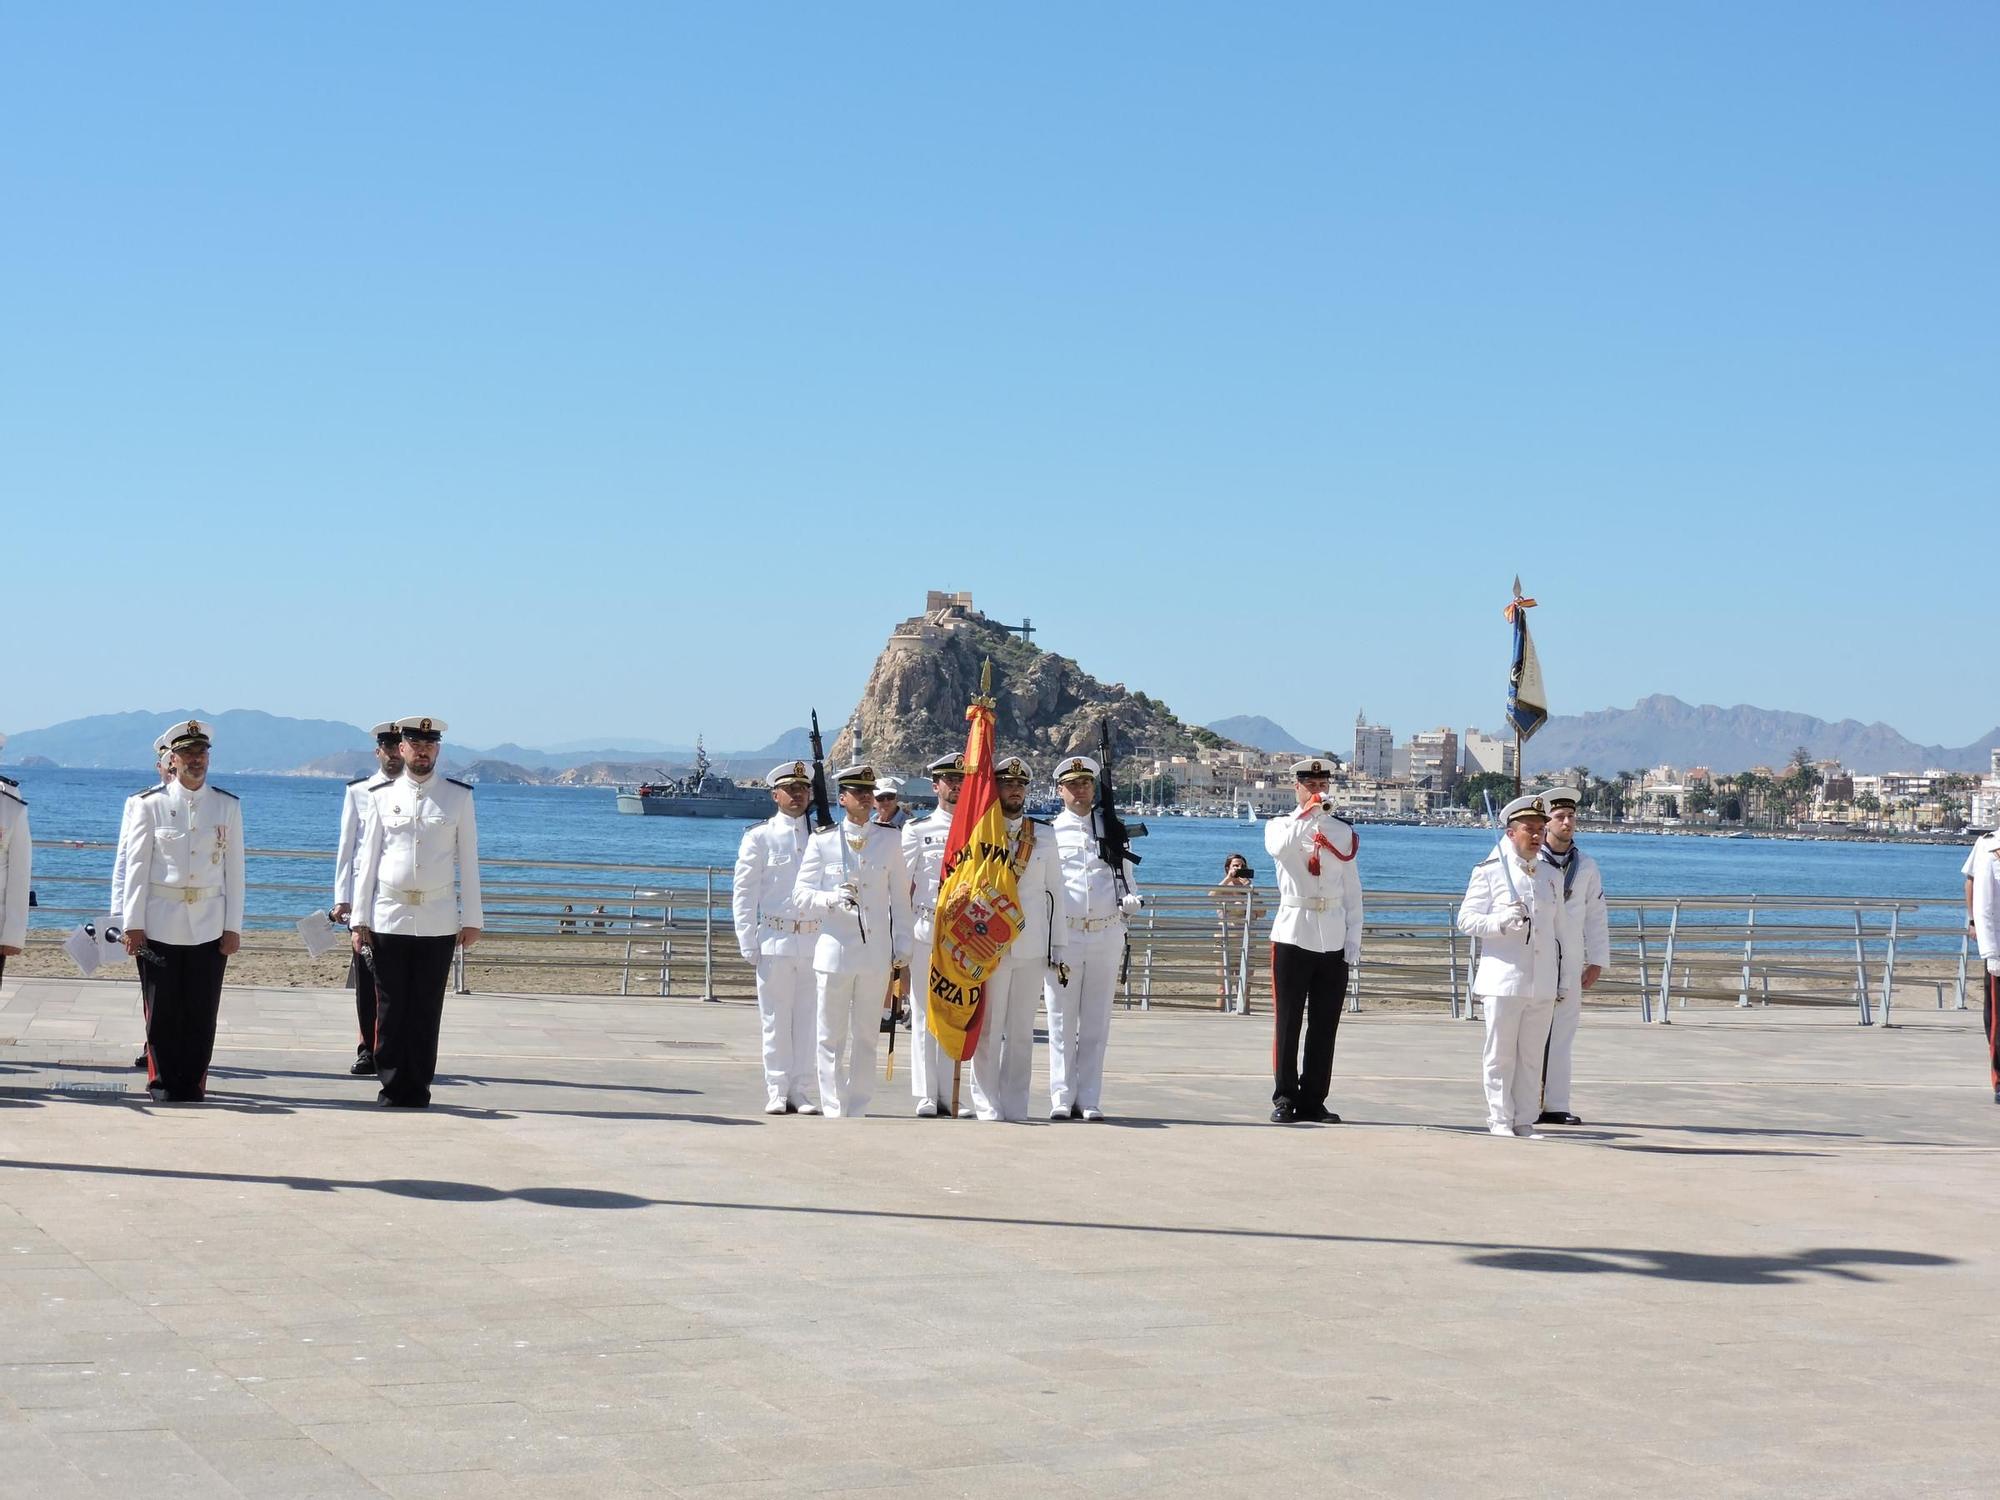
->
<box><xmin>142</xmin><ymin>938</ymin><xmax>227</xmax><ymax>1101</ymax></box>
<box><xmin>1985</xmin><ymin>973</ymin><xmax>1999</xmax><ymax>1091</ymax></box>
<box><xmin>345</xmin><ymin>951</ymin><xmax>378</xmax><ymax>1053</ymax></box>
<box><xmin>373</xmin><ymin>933</ymin><xmax>457</xmax><ymax>1106</ymax></box>
<box><xmin>1271</xmin><ymin>942</ymin><xmax>1347</xmax><ymax>1110</ymax></box>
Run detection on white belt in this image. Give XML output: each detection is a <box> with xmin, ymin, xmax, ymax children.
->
<box><xmin>382</xmin><ymin>883</ymin><xmax>451</xmax><ymax>906</ymax></box>
<box><xmin>1068</xmin><ymin>915</ymin><xmax>1119</xmax><ymax>933</ymax></box>
<box><xmin>150</xmin><ymin>882</ymin><xmax>219</xmax><ymax>905</ymax></box>
<box><xmin>761</xmin><ymin>916</ymin><xmax>819</xmax><ymax>934</ymax></box>
<box><xmin>1281</xmin><ymin>897</ymin><xmax>1333</xmax><ymax>913</ymax></box>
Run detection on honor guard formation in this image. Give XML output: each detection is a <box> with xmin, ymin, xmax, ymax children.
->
<box><xmin>13</xmin><ymin>722</ymin><xmax>1997</xmax><ymax>1121</ymax></box>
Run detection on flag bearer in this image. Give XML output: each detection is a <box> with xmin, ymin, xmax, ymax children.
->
<box><xmin>118</xmin><ymin>719</ymin><xmax>245</xmax><ymax>1103</ymax></box>
<box><xmin>1046</xmin><ymin>755</ymin><xmax>1140</xmax><ymax>1121</ymax></box>
<box><xmin>795</xmin><ymin>762</ymin><xmax>912</xmax><ymax>1117</ymax></box>
<box><xmin>0</xmin><ymin>734</ymin><xmax>29</xmax><ymax>985</ymax></box>
<box><xmin>332</xmin><ymin>722</ymin><xmax>403</xmax><ymax>1077</ymax></box>
<box><xmin>1263</xmin><ymin>757</ymin><xmax>1363</xmax><ymax>1123</ymax></box>
<box><xmin>902</xmin><ymin>753</ymin><xmax>964</xmax><ymax>1117</ymax></box>
<box><xmin>970</xmin><ymin>757</ymin><xmax>1069</xmax><ymax>1122</ymax></box>
<box><xmin>731</xmin><ymin>761</ymin><xmax>823</xmax><ymax>1115</ymax></box>
<box><xmin>1534</xmin><ymin>786</ymin><xmax>1609</xmax><ymax>1126</ymax></box>
<box><xmin>1459</xmin><ymin>794</ymin><xmax>1571</xmax><ymax>1138</ymax></box>
<box><xmin>350</xmin><ymin>716</ymin><xmax>482</xmax><ymax>1108</ymax></box>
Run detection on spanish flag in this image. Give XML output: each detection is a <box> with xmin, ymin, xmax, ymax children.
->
<box><xmin>925</xmin><ymin>672</ymin><xmax>1025</xmax><ymax>1062</ymax></box>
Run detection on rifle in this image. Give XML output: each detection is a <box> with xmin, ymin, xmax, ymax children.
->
<box><xmin>808</xmin><ymin>708</ymin><xmax>865</xmax><ymax>945</ymax></box>
<box><xmin>1094</xmin><ymin>721</ymin><xmax>1142</xmax><ymax>897</ymax></box>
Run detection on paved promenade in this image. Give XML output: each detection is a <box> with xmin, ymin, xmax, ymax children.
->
<box><xmin>2</xmin><ymin>975</ymin><xmax>1995</xmax><ymax>1498</ymax></box>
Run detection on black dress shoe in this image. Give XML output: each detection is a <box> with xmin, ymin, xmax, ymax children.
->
<box><xmin>349</xmin><ymin>1052</ymin><xmax>378</xmax><ymax>1076</ymax></box>
<box><xmin>1536</xmin><ymin>1110</ymin><xmax>1583</xmax><ymax>1126</ymax></box>
<box><xmin>133</xmin><ymin>1053</ymin><xmax>150</xmax><ymax>1069</ymax></box>
<box><xmin>1069</xmin><ymin>1103</ymin><xmax>1082</xmax><ymax>1119</ymax></box>
<box><xmin>1301</xmin><ymin>1106</ymin><xmax>1342</xmax><ymax>1124</ymax></box>
<box><xmin>1270</xmin><ymin>1102</ymin><xmax>1297</xmax><ymax>1123</ymax></box>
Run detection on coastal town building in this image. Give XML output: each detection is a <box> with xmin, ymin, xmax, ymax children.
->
<box><xmin>1352</xmin><ymin>713</ymin><xmax>1392</xmax><ymax>779</ymax></box>
<box><xmin>1460</xmin><ymin>729</ymin><xmax>1516</xmax><ymax>779</ymax></box>
<box><xmin>1406</xmin><ymin>729</ymin><xmax>1459</xmax><ymax>795</ymax></box>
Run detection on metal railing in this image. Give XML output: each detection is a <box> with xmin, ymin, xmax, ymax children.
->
<box><xmin>14</xmin><ymin>841</ymin><xmax>1973</xmax><ymax>1022</ymax></box>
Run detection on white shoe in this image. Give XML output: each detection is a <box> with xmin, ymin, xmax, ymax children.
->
<box><xmin>795</xmin><ymin>1100</ymin><xmax>821</xmax><ymax>1116</ymax></box>
<box><xmin>1488</xmin><ymin>1124</ymin><xmax>1514</xmax><ymax>1136</ymax></box>
<box><xmin>916</xmin><ymin>1099</ymin><xmax>938</xmax><ymax>1118</ymax></box>
<box><xmin>1514</xmin><ymin>1127</ymin><xmax>1546</xmax><ymax>1139</ymax></box>
<box><xmin>1081</xmin><ymin>1107</ymin><xmax>1104</xmax><ymax>1122</ymax></box>
<box><xmin>975</xmin><ymin>1110</ymin><xmax>1001</xmax><ymax>1122</ymax></box>
<box><xmin>764</xmin><ymin>1097</ymin><xmax>787</xmax><ymax>1116</ymax></box>
<box><xmin>956</xmin><ymin>1105</ymin><xmax>975</xmax><ymax>1118</ymax></box>
<box><xmin>1049</xmin><ymin>1106</ymin><xmax>1068</xmax><ymax>1121</ymax></box>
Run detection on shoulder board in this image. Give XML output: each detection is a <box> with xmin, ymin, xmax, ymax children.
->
<box><xmin>346</xmin><ymin>774</ymin><xmax>371</xmax><ymax>785</ymax></box>
<box><xmin>0</xmin><ymin>774</ymin><xmax>16</xmax><ymax>788</ymax></box>
<box><xmin>368</xmin><ymin>777</ymin><xmax>393</xmax><ymax>790</ymax></box>
<box><xmin>1475</xmin><ymin>853</ymin><xmax>1500</xmax><ymax>868</ymax></box>
<box><xmin>1027</xmin><ymin>816</ymin><xmax>1050</xmax><ymax>828</ymax></box>
<box><xmin>209</xmin><ymin>785</ymin><xmax>239</xmax><ymax>800</ymax></box>
<box><xmin>0</xmin><ymin>783</ymin><xmax>22</xmax><ymax>806</ymax></box>
<box><xmin>446</xmin><ymin>777</ymin><xmax>475</xmax><ymax>790</ymax></box>
<box><xmin>139</xmin><ymin>784</ymin><xmax>167</xmax><ymax>799</ymax></box>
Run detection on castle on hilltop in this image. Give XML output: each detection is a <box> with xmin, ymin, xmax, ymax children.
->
<box><xmin>887</xmin><ymin>591</ymin><xmax>1035</xmax><ymax>657</ymax></box>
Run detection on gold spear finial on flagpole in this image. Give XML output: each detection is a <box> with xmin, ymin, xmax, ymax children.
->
<box><xmin>974</xmin><ymin>657</ymin><xmax>994</xmax><ymax>707</ymax></box>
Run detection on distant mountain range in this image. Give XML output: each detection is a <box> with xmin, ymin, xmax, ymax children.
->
<box><xmin>0</xmin><ymin>709</ymin><xmax>814</xmax><ymax>777</ymax></box>
<box><xmin>1522</xmin><ymin>695</ymin><xmax>2000</xmax><ymax>776</ymax></box>
<box><xmin>1205</xmin><ymin>715</ymin><xmax>1317</xmax><ymax>754</ymax></box>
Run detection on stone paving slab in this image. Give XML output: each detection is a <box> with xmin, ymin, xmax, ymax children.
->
<box><xmin>1</xmin><ymin>974</ymin><xmax>1996</xmax><ymax>1498</ymax></box>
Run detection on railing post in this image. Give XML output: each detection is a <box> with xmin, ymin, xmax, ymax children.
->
<box><xmin>1878</xmin><ymin>906</ymin><xmax>1900</xmax><ymax>1026</ymax></box>
<box><xmin>1655</xmin><ymin>904</ymin><xmax>1680</xmax><ymax>1025</ymax></box>
<box><xmin>1852</xmin><ymin>909</ymin><xmax>1872</xmax><ymax>1025</ymax></box>
<box><xmin>619</xmin><ymin>890</ymin><xmax>635</xmax><ymax>997</ymax></box>
<box><xmin>1447</xmin><ymin>904</ymin><xmax>1463</xmax><ymax>1020</ymax></box>
<box><xmin>1234</xmin><ymin>886</ymin><xmax>1254</xmax><ymax>1017</ymax></box>
<box><xmin>1738</xmin><ymin>900</ymin><xmax>1757</xmax><ymax>1008</ymax></box>
<box><xmin>704</xmin><ymin>868</ymin><xmax>717</xmax><ymax>1001</ymax></box>
<box><xmin>1955</xmin><ymin>928</ymin><xmax>1971</xmax><ymax>1012</ymax></box>
<box><xmin>1141</xmin><ymin>912</ymin><xmax>1154</xmax><ymax>1011</ymax></box>
<box><xmin>453</xmin><ymin>943</ymin><xmax>467</xmax><ymax>994</ymax></box>
<box><xmin>661</xmin><ymin>899</ymin><xmax>674</xmax><ymax>998</ymax></box>
<box><xmin>1635</xmin><ymin>907</ymin><xmax>1653</xmax><ymax>1023</ymax></box>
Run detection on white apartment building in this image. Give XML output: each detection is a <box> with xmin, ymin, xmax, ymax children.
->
<box><xmin>1461</xmin><ymin>729</ymin><xmax>1516</xmax><ymax>779</ymax></box>
<box><xmin>1407</xmin><ymin>728</ymin><xmax>1459</xmax><ymax>794</ymax></box>
<box><xmin>1352</xmin><ymin>713</ymin><xmax>1392</xmax><ymax>779</ymax></box>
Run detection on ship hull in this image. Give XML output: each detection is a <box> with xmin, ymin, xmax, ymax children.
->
<box><xmin>616</xmin><ymin>791</ymin><xmax>768</xmax><ymax>818</ymax></box>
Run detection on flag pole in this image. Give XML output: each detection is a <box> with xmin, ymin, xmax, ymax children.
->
<box><xmin>948</xmin><ymin>657</ymin><xmax>996</xmax><ymax>1121</ymax></box>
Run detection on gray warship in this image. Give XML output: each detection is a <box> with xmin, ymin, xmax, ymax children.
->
<box><xmin>614</xmin><ymin>739</ymin><xmax>769</xmax><ymax>819</ymax></box>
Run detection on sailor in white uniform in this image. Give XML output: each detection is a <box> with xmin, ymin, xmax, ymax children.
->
<box><xmin>0</xmin><ymin>734</ymin><xmax>30</xmax><ymax>985</ymax></box>
<box><xmin>731</xmin><ymin>760</ymin><xmax>823</xmax><ymax>1115</ymax></box>
<box><xmin>332</xmin><ymin>721</ymin><xmax>403</xmax><ymax>1076</ymax></box>
<box><xmin>794</xmin><ymin>762</ymin><xmax>913</xmax><ymax>1117</ymax></box>
<box><xmin>970</xmin><ymin>756</ymin><xmax>1070</xmax><ymax>1122</ymax></box>
<box><xmin>903</xmin><ymin>752</ymin><xmax>969</xmax><ymax>1117</ymax></box>
<box><xmin>1534</xmin><ymin>786</ymin><xmax>1609</xmax><ymax>1126</ymax></box>
<box><xmin>115</xmin><ymin>734</ymin><xmax>176</xmax><ymax>1067</ymax></box>
<box><xmin>872</xmin><ymin>776</ymin><xmax>908</xmax><ymax>831</ymax></box>
<box><xmin>1458</xmin><ymin>794</ymin><xmax>1573</xmax><ymax>1137</ymax></box>
<box><xmin>1045</xmin><ymin>755</ymin><xmax>1139</xmax><ymax>1121</ymax></box>
<box><xmin>1263</xmin><ymin>757</ymin><xmax>1363</xmax><ymax>1123</ymax></box>
<box><xmin>350</xmin><ymin>716</ymin><xmax>482</xmax><ymax>1108</ymax></box>
<box><xmin>117</xmin><ymin>719</ymin><xmax>245</xmax><ymax>1103</ymax></box>
<box><xmin>1968</xmin><ymin>829</ymin><xmax>2000</xmax><ymax>1103</ymax></box>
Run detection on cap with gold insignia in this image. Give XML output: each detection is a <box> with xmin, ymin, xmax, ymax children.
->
<box><xmin>1291</xmin><ymin>757</ymin><xmax>1335</xmax><ymax>778</ymax></box>
<box><xmin>873</xmin><ymin>776</ymin><xmax>904</xmax><ymax>798</ymax></box>
<box><xmin>1054</xmin><ymin>754</ymin><xmax>1099</xmax><ymax>784</ymax></box>
<box><xmin>370</xmin><ymin>720</ymin><xmax>401</xmax><ymax>745</ymax></box>
<box><xmin>396</xmin><ymin>716</ymin><xmax>446</xmax><ymax>741</ymax></box>
<box><xmin>925</xmin><ymin>752</ymin><xmax>966</xmax><ymax>778</ymax></box>
<box><xmin>1501</xmin><ymin>793</ymin><xmax>1549</xmax><ymax>825</ymax></box>
<box><xmin>766</xmin><ymin>760</ymin><xmax>812</xmax><ymax>789</ymax></box>
<box><xmin>163</xmin><ymin>719</ymin><xmax>212</xmax><ymax>751</ymax></box>
<box><xmin>152</xmin><ymin>731</ymin><xmax>171</xmax><ymax>757</ymax></box>
<box><xmin>834</xmin><ymin>762</ymin><xmax>876</xmax><ymax>790</ymax></box>
<box><xmin>993</xmin><ymin>756</ymin><xmax>1032</xmax><ymax>784</ymax></box>
<box><xmin>1538</xmin><ymin>786</ymin><xmax>1582</xmax><ymax>810</ymax></box>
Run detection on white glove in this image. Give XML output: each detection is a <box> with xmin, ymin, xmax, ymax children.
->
<box><xmin>1986</xmin><ymin>958</ymin><xmax>2000</xmax><ymax>977</ymax></box>
<box><xmin>738</xmin><ymin>948</ymin><xmax>756</xmax><ymax>965</ymax></box>
<box><xmin>1500</xmin><ymin>904</ymin><xmax>1530</xmax><ymax>936</ymax></box>
<box><xmin>837</xmin><ymin>882</ymin><xmax>860</xmax><ymax>910</ymax></box>
<box><xmin>1119</xmin><ymin>893</ymin><xmax>1142</xmax><ymax>916</ymax></box>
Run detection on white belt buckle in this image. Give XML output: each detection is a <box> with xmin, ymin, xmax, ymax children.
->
<box><xmin>181</xmin><ymin>887</ymin><xmax>201</xmax><ymax>905</ymax></box>
<box><xmin>407</xmin><ymin>889</ymin><xmax>425</xmax><ymax>905</ymax></box>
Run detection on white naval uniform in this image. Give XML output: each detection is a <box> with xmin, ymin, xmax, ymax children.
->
<box><xmin>901</xmin><ymin>807</ymin><xmax>957</xmax><ymax>1111</ymax></box>
<box><xmin>118</xmin><ymin>781</ymin><xmax>246</xmax><ymax>944</ymax></box>
<box><xmin>795</xmin><ymin>819</ymin><xmax>913</xmax><ymax>1117</ymax></box>
<box><xmin>731</xmin><ymin>809</ymin><xmax>822</xmax><ymax>1108</ymax></box>
<box><xmin>973</xmin><ymin>816</ymin><xmax>1070</xmax><ymax>1121</ymax></box>
<box><xmin>0</xmin><ymin>779</ymin><xmax>29</xmax><ymax>956</ymax></box>
<box><xmin>1263</xmin><ymin>806</ymin><xmax>1365</xmax><ymax>964</ymax></box>
<box><xmin>1539</xmin><ymin>841</ymin><xmax>1609</xmax><ymax>1114</ymax></box>
<box><xmin>1458</xmin><ymin>842</ymin><xmax>1572</xmax><ymax>1133</ymax></box>
<box><xmin>1968</xmin><ymin>835</ymin><xmax>2000</xmax><ymax>1092</ymax></box>
<box><xmin>350</xmin><ymin>773</ymin><xmax>483</xmax><ymax>937</ymax></box>
<box><xmin>335</xmin><ymin>775</ymin><xmax>393</xmax><ymax>912</ymax></box>
<box><xmin>1044</xmin><ymin>807</ymin><xmax>1138</xmax><ymax>1115</ymax></box>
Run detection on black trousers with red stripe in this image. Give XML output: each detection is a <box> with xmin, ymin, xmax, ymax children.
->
<box><xmin>372</xmin><ymin>933</ymin><xmax>457</xmax><ymax>1106</ymax></box>
<box><xmin>142</xmin><ymin>938</ymin><xmax>227</xmax><ymax>1101</ymax></box>
<box><xmin>346</xmin><ymin>951</ymin><xmax>378</xmax><ymax>1054</ymax></box>
<box><xmin>1984</xmin><ymin>972</ymin><xmax>2000</xmax><ymax>1091</ymax></box>
<box><xmin>1271</xmin><ymin>942</ymin><xmax>1346</xmax><ymax>1110</ymax></box>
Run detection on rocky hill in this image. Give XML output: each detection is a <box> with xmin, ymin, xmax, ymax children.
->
<box><xmin>830</xmin><ymin>592</ymin><xmax>1234</xmax><ymax>772</ymax></box>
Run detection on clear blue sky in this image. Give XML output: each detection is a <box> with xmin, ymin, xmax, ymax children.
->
<box><xmin>4</xmin><ymin>3</ymin><xmax>1993</xmax><ymax>754</ymax></box>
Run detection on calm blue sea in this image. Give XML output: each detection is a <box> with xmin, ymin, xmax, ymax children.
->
<box><xmin>8</xmin><ymin>768</ymin><xmax>1974</xmax><ymax>949</ymax></box>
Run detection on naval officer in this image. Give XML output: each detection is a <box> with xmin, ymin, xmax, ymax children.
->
<box><xmin>1534</xmin><ymin>786</ymin><xmax>1609</xmax><ymax>1126</ymax></box>
<box><xmin>1969</xmin><ymin>831</ymin><xmax>2000</xmax><ymax>1103</ymax></box>
<box><xmin>902</xmin><ymin>752</ymin><xmax>966</xmax><ymax>1116</ymax></box>
<box><xmin>1459</xmin><ymin>794</ymin><xmax>1573</xmax><ymax>1138</ymax></box>
<box><xmin>0</xmin><ymin>735</ymin><xmax>29</xmax><ymax>985</ymax></box>
<box><xmin>730</xmin><ymin>760</ymin><xmax>823</xmax><ymax>1115</ymax></box>
<box><xmin>350</xmin><ymin>716</ymin><xmax>482</xmax><ymax>1108</ymax></box>
<box><xmin>1045</xmin><ymin>755</ymin><xmax>1134</xmax><ymax>1120</ymax></box>
<box><xmin>794</xmin><ymin>762</ymin><xmax>912</xmax><ymax>1117</ymax></box>
<box><xmin>872</xmin><ymin>776</ymin><xmax>908</xmax><ymax>830</ymax></box>
<box><xmin>970</xmin><ymin>756</ymin><xmax>1070</xmax><ymax>1122</ymax></box>
<box><xmin>332</xmin><ymin>722</ymin><xmax>404</xmax><ymax>1077</ymax></box>
<box><xmin>117</xmin><ymin>719</ymin><xmax>245</xmax><ymax>1103</ymax></box>
<box><xmin>1263</xmin><ymin>757</ymin><xmax>1363</xmax><ymax>1124</ymax></box>
<box><xmin>115</xmin><ymin>733</ymin><xmax>176</xmax><ymax>1068</ymax></box>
